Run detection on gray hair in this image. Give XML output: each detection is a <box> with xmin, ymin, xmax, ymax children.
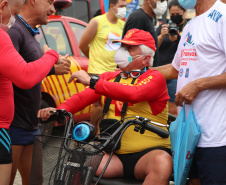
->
<box><xmin>139</xmin><ymin>44</ymin><xmax>155</xmax><ymax>67</ymax></box>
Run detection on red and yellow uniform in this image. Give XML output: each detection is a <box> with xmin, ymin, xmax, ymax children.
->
<box><xmin>58</xmin><ymin>69</ymin><xmax>170</xmax><ymax>154</ymax></box>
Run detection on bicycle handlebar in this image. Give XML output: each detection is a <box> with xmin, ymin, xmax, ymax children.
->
<box><xmin>38</xmin><ymin>109</ymin><xmax>71</xmax><ymax>124</ymax></box>
<box><xmin>140</xmin><ymin>119</ymin><xmax>169</xmax><ymax>138</ymax></box>
<box><xmin>40</xmin><ymin>110</ymin><xmax>169</xmax><ymax>153</ymax></box>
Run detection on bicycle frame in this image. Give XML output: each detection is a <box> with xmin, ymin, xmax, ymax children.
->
<box><xmin>37</xmin><ymin>109</ymin><xmax>170</xmax><ymax>185</ymax></box>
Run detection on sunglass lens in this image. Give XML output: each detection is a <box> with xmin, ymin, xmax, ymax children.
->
<box><xmin>131</xmin><ymin>71</ymin><xmax>140</xmax><ymax>78</ymax></box>
<box><xmin>120</xmin><ymin>72</ymin><xmax>129</xmax><ymax>79</ymax></box>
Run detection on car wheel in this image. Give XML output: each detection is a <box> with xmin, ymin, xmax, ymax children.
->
<box><xmin>39</xmin><ymin>100</ymin><xmax>53</xmax><ymax>135</ymax></box>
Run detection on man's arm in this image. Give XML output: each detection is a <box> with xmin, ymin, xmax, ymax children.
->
<box><xmin>68</xmin><ymin>70</ymin><xmax>168</xmax><ymax>103</ymax></box>
<box><xmin>79</xmin><ymin>18</ymin><xmax>98</xmax><ymax>58</ymax></box>
<box><xmin>152</xmin><ymin>64</ymin><xmax>178</xmax><ymax>80</ymax></box>
<box><xmin>0</xmin><ymin>33</ymin><xmax>58</xmax><ymax>89</ymax></box>
<box><xmin>157</xmin><ymin>24</ymin><xmax>169</xmax><ymax>48</ymax></box>
<box><xmin>175</xmin><ymin>72</ymin><xmax>226</xmax><ymax>106</ymax></box>
<box><xmin>37</xmin><ymin>88</ymin><xmax>101</xmax><ymax>121</ymax></box>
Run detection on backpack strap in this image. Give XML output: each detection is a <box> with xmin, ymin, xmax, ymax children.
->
<box><xmin>120</xmin><ymin>78</ymin><xmax>136</xmax><ymax>118</ymax></box>
<box><xmin>102</xmin><ymin>75</ymin><xmax>136</xmax><ymax>119</ymax></box>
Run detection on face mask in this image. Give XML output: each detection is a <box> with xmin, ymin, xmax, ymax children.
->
<box><xmin>114</xmin><ymin>7</ymin><xmax>126</xmax><ymax>19</ymax></box>
<box><xmin>178</xmin><ymin>0</ymin><xmax>197</xmax><ymax>9</ymax></box>
<box><xmin>114</xmin><ymin>47</ymin><xmax>144</xmax><ymax>68</ymax></box>
<box><xmin>171</xmin><ymin>14</ymin><xmax>183</xmax><ymax>25</ymax></box>
<box><xmin>0</xmin><ymin>5</ymin><xmax>16</xmax><ymax>31</ymax></box>
<box><xmin>150</xmin><ymin>0</ymin><xmax>167</xmax><ymax>16</ymax></box>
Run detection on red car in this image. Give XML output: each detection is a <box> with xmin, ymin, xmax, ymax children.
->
<box><xmin>54</xmin><ymin>0</ymin><xmax>106</xmax><ymax>23</ymax></box>
<box><xmin>36</xmin><ymin>15</ymin><xmax>92</xmax><ymax>134</ymax></box>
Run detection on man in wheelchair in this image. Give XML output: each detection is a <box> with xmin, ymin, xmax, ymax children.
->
<box><xmin>38</xmin><ymin>29</ymin><xmax>172</xmax><ymax>185</ymax></box>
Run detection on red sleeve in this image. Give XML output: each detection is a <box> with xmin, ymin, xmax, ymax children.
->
<box><xmin>0</xmin><ymin>30</ymin><xmax>59</xmax><ymax>89</ymax></box>
<box><xmin>57</xmin><ymin>87</ymin><xmax>101</xmax><ymax>114</ymax></box>
<box><xmin>95</xmin><ymin>70</ymin><xmax>169</xmax><ymax>104</ymax></box>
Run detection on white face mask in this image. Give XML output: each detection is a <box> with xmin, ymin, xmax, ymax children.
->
<box><xmin>0</xmin><ymin>5</ymin><xmax>16</xmax><ymax>31</ymax></box>
<box><xmin>150</xmin><ymin>0</ymin><xmax>167</xmax><ymax>16</ymax></box>
<box><xmin>114</xmin><ymin>7</ymin><xmax>126</xmax><ymax>19</ymax></box>
<box><xmin>114</xmin><ymin>47</ymin><xmax>144</xmax><ymax>68</ymax></box>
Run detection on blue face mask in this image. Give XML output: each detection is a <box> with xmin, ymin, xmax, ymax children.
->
<box><xmin>178</xmin><ymin>0</ymin><xmax>197</xmax><ymax>9</ymax></box>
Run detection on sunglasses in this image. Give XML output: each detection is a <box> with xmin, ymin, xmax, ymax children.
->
<box><xmin>120</xmin><ymin>70</ymin><xmax>145</xmax><ymax>79</ymax></box>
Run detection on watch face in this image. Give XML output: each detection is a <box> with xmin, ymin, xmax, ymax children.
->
<box><xmin>90</xmin><ymin>75</ymin><xmax>100</xmax><ymax>90</ymax></box>
<box><xmin>92</xmin><ymin>75</ymin><xmax>99</xmax><ymax>80</ymax></box>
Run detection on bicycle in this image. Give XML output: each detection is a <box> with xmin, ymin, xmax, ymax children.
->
<box><xmin>30</xmin><ymin>109</ymin><xmax>172</xmax><ymax>185</ymax></box>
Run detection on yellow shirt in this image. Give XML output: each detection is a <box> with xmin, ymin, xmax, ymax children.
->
<box><xmin>88</xmin><ymin>14</ymin><xmax>125</xmax><ymax>74</ymax></box>
<box><xmin>100</xmin><ymin>76</ymin><xmax>171</xmax><ymax>154</ymax></box>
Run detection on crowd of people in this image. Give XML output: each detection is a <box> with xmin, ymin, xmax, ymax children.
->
<box><xmin>1</xmin><ymin>0</ymin><xmax>226</xmax><ymax>184</ymax></box>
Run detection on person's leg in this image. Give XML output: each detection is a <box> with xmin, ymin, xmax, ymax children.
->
<box><xmin>0</xmin><ymin>128</ymin><xmax>13</xmax><ymax>185</ymax></box>
<box><xmin>9</xmin><ymin>126</ymin><xmax>41</xmax><ymax>185</ymax></box>
<box><xmin>96</xmin><ymin>153</ymin><xmax>124</xmax><ymax>178</ymax></box>
<box><xmin>18</xmin><ymin>144</ymin><xmax>34</xmax><ymax>185</ymax></box>
<box><xmin>188</xmin><ymin>179</ymin><xmax>201</xmax><ymax>185</ymax></box>
<box><xmin>0</xmin><ymin>163</ymin><xmax>12</xmax><ymax>185</ymax></box>
<box><xmin>192</xmin><ymin>146</ymin><xmax>226</xmax><ymax>185</ymax></box>
<box><xmin>88</xmin><ymin>73</ymin><xmax>103</xmax><ymax>131</ymax></box>
<box><xmin>90</xmin><ymin>104</ymin><xmax>102</xmax><ymax>128</ymax></box>
<box><xmin>188</xmin><ymin>150</ymin><xmax>200</xmax><ymax>185</ymax></box>
<box><xmin>168</xmin><ymin>102</ymin><xmax>177</xmax><ymax>116</ymax></box>
<box><xmin>134</xmin><ymin>149</ymin><xmax>172</xmax><ymax>185</ymax></box>
<box><xmin>9</xmin><ymin>145</ymin><xmax>24</xmax><ymax>185</ymax></box>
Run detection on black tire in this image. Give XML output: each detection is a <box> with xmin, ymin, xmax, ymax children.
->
<box><xmin>39</xmin><ymin>100</ymin><xmax>53</xmax><ymax>135</ymax></box>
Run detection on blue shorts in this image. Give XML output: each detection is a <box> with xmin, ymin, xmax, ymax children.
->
<box><xmin>189</xmin><ymin>146</ymin><xmax>226</xmax><ymax>184</ymax></box>
<box><xmin>9</xmin><ymin>125</ymin><xmax>41</xmax><ymax>145</ymax></box>
<box><xmin>166</xmin><ymin>79</ymin><xmax>177</xmax><ymax>103</ymax></box>
<box><xmin>0</xmin><ymin>128</ymin><xmax>12</xmax><ymax>164</ymax></box>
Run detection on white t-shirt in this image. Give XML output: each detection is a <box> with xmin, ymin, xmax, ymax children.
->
<box><xmin>172</xmin><ymin>0</ymin><xmax>226</xmax><ymax>147</ymax></box>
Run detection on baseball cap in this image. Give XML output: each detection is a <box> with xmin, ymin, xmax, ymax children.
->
<box><xmin>113</xmin><ymin>29</ymin><xmax>156</xmax><ymax>52</ymax></box>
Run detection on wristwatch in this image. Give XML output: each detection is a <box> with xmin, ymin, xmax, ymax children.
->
<box><xmin>90</xmin><ymin>75</ymin><xmax>100</xmax><ymax>90</ymax></box>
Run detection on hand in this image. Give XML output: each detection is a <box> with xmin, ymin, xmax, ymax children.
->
<box><xmin>175</xmin><ymin>81</ymin><xmax>201</xmax><ymax>106</ymax></box>
<box><xmin>169</xmin><ymin>30</ymin><xmax>180</xmax><ymax>42</ymax></box>
<box><xmin>56</xmin><ymin>54</ymin><xmax>69</xmax><ymax>64</ymax></box>
<box><xmin>54</xmin><ymin>55</ymin><xmax>71</xmax><ymax>75</ymax></box>
<box><xmin>160</xmin><ymin>24</ymin><xmax>169</xmax><ymax>39</ymax></box>
<box><xmin>43</xmin><ymin>44</ymin><xmax>51</xmax><ymax>53</ymax></box>
<box><xmin>169</xmin><ymin>34</ymin><xmax>178</xmax><ymax>42</ymax></box>
<box><xmin>37</xmin><ymin>107</ymin><xmax>56</xmax><ymax>121</ymax></box>
<box><xmin>68</xmin><ymin>70</ymin><xmax>91</xmax><ymax>86</ymax></box>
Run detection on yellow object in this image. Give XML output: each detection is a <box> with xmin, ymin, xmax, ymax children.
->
<box><xmin>101</xmin><ymin>77</ymin><xmax>171</xmax><ymax>154</ymax></box>
<box><xmin>88</xmin><ymin>14</ymin><xmax>125</xmax><ymax>74</ymax></box>
<box><xmin>42</xmin><ymin>56</ymin><xmax>92</xmax><ymax>116</ymax></box>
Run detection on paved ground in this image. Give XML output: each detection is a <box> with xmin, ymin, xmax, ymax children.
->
<box><xmin>14</xmin><ymin>171</ymin><xmax>22</xmax><ymax>185</ymax></box>
<box><xmin>14</xmin><ymin>171</ymin><xmax>175</xmax><ymax>185</ymax></box>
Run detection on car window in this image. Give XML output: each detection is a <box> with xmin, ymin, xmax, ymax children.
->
<box><xmin>90</xmin><ymin>0</ymin><xmax>101</xmax><ymax>18</ymax></box>
<box><xmin>37</xmin><ymin>21</ymin><xmax>72</xmax><ymax>56</ymax></box>
<box><xmin>69</xmin><ymin>22</ymin><xmax>86</xmax><ymax>57</ymax></box>
<box><xmin>61</xmin><ymin>0</ymin><xmax>89</xmax><ymax>23</ymax></box>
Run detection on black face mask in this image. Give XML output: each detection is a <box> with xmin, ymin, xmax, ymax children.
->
<box><xmin>170</xmin><ymin>14</ymin><xmax>183</xmax><ymax>25</ymax></box>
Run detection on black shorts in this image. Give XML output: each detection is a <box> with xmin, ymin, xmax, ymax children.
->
<box><xmin>9</xmin><ymin>125</ymin><xmax>40</xmax><ymax>145</ymax></box>
<box><xmin>189</xmin><ymin>146</ymin><xmax>226</xmax><ymax>184</ymax></box>
<box><xmin>0</xmin><ymin>128</ymin><xmax>12</xmax><ymax>164</ymax></box>
<box><xmin>115</xmin><ymin>147</ymin><xmax>171</xmax><ymax>179</ymax></box>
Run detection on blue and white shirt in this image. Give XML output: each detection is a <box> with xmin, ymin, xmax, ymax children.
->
<box><xmin>172</xmin><ymin>0</ymin><xmax>226</xmax><ymax>147</ymax></box>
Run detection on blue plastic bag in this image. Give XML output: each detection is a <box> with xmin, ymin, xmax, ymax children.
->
<box><xmin>169</xmin><ymin>105</ymin><xmax>201</xmax><ymax>185</ymax></box>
